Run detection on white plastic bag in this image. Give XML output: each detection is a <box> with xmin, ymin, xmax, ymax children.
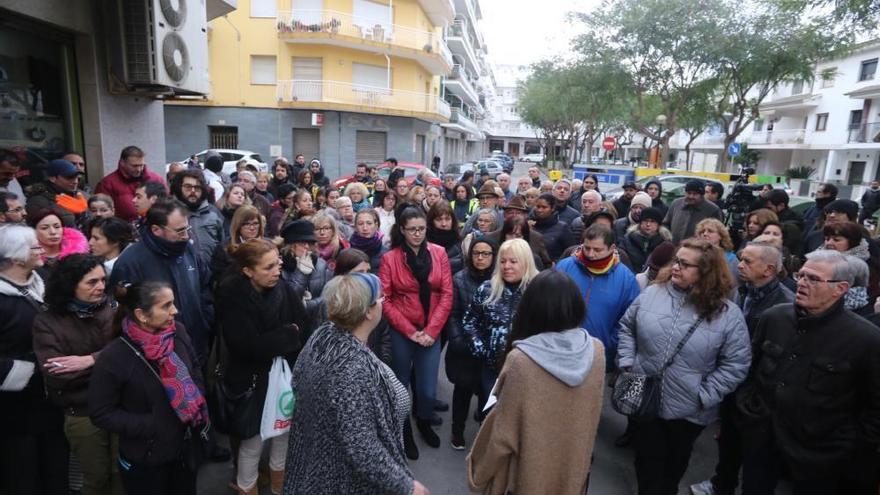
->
<box><xmin>260</xmin><ymin>357</ymin><xmax>295</xmax><ymax>440</ymax></box>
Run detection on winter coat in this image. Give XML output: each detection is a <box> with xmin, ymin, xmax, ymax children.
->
<box><xmin>736</xmin><ymin>299</ymin><xmax>880</xmax><ymax>480</ymax></box>
<box><xmin>88</xmin><ymin>323</ymin><xmax>204</xmax><ymax>466</ymax></box>
<box><xmin>280</xmin><ymin>251</ymin><xmax>333</xmax><ymax>325</ymax></box>
<box><xmin>554</xmin><ymin>256</ymin><xmax>641</xmax><ymax>369</ymax></box>
<box><xmin>445</xmin><ymin>269</ymin><xmax>489</xmax><ymax>389</ymax></box>
<box><xmin>482</xmin><ymin>229</ymin><xmax>550</xmax><ymax>270</ymax></box>
<box><xmin>215</xmin><ymin>273</ymin><xmax>310</xmax><ymax>438</ymax></box>
<box><xmin>94</xmin><ymin>166</ymin><xmax>165</xmax><ymax>222</ymax></box>
<box><xmin>617</xmin><ymin>283</ymin><xmax>751</xmax><ymax>425</ymax></box>
<box><xmin>662</xmin><ymin>197</ymin><xmax>723</xmax><ymax>244</ymax></box>
<box><xmin>462</xmin><ymin>281</ymin><xmax>525</xmax><ymax>373</ymax></box>
<box><xmin>186</xmin><ymin>200</ymin><xmax>224</xmax><ymax>266</ymax></box>
<box><xmin>46</xmin><ymin>227</ymin><xmax>90</xmax><ymax>263</ymax></box>
<box><xmin>733</xmin><ymin>279</ymin><xmax>794</xmax><ymax>337</ymax></box>
<box><xmin>532</xmin><ymin>213</ymin><xmax>574</xmax><ymax>262</ymax></box>
<box><xmin>379</xmin><ymin>242</ymin><xmax>454</xmax><ymax>340</ymax></box>
<box><xmin>284</xmin><ymin>323</ymin><xmax>413</xmax><ymax>495</ymax></box>
<box><xmin>618</xmin><ymin>225</ymin><xmax>673</xmax><ymax>273</ymax></box>
<box><xmin>612</xmin><ymin>196</ymin><xmax>632</xmax><ymax>220</ymax></box>
<box><xmin>267</xmin><ymin>203</ymin><xmax>286</xmax><ymax>238</ymax></box>
<box><xmin>452</xmin><ymin>198</ymin><xmax>479</xmax><ymax>224</ymax></box>
<box><xmin>645</xmin><ymin>179</ymin><xmax>669</xmax><ymax>218</ymax></box>
<box><xmin>0</xmin><ymin>273</ymin><xmax>63</xmax><ymax>435</ymax></box>
<box><xmin>466</xmin><ymin>333</ymin><xmax>605</xmax><ymax>495</ymax></box>
<box><xmin>25</xmin><ymin>180</ymin><xmax>87</xmax><ymax>227</ymax></box>
<box><xmin>32</xmin><ymin>300</ymin><xmax>118</xmax><ymax>416</ymax></box>
<box><xmin>612</xmin><ymin>216</ymin><xmax>632</xmax><ymax>240</ymax></box>
<box><xmin>556</xmin><ymin>203</ymin><xmax>580</xmax><ymax>225</ymax></box>
<box><xmin>109</xmin><ymin>233</ymin><xmax>214</xmax><ymax>362</ymax></box>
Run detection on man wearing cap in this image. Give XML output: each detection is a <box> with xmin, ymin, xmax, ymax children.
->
<box><xmin>62</xmin><ymin>151</ymin><xmax>91</xmax><ymax>195</ymax></box>
<box><xmin>25</xmin><ymin>159</ymin><xmax>88</xmax><ymax>227</ymax></box>
<box><xmin>613</xmin><ymin>191</ymin><xmax>652</xmax><ymax>240</ymax></box>
<box><xmin>663</xmin><ymin>179</ymin><xmax>723</xmax><ymax>244</ymax></box>
<box><xmin>551</xmin><ymin>179</ymin><xmax>580</xmax><ymax>225</ymax></box>
<box><xmin>612</xmin><ymin>181</ymin><xmax>639</xmax><ymax>219</ymax></box>
<box><xmin>94</xmin><ymin>145</ymin><xmax>165</xmax><ymax>222</ymax></box>
<box><xmin>482</xmin><ymin>195</ymin><xmax>551</xmax><ymax>268</ymax></box>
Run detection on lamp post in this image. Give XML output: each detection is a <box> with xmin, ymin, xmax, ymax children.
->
<box><xmin>654</xmin><ymin>114</ymin><xmax>667</xmax><ymax>168</ymax></box>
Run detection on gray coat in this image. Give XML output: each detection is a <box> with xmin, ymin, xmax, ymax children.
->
<box><xmin>662</xmin><ymin>197</ymin><xmax>722</xmax><ymax>244</ymax></box>
<box><xmin>187</xmin><ymin>201</ymin><xmax>224</xmax><ymax>265</ymax></box>
<box><xmin>617</xmin><ymin>283</ymin><xmax>751</xmax><ymax>425</ymax></box>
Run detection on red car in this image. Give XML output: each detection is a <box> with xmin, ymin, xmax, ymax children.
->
<box><xmin>333</xmin><ymin>162</ymin><xmax>442</xmax><ymax>190</ymax></box>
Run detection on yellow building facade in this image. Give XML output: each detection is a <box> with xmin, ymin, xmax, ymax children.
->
<box><xmin>165</xmin><ymin>0</ymin><xmax>456</xmax><ymax>173</ymax></box>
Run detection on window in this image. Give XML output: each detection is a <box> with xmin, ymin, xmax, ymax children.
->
<box><xmin>352</xmin><ymin>62</ymin><xmax>390</xmax><ymax>93</ymax></box>
<box><xmin>295</xmin><ymin>0</ymin><xmax>323</xmax><ymax>24</ymax></box>
<box><xmin>791</xmin><ymin>80</ymin><xmax>804</xmax><ymax>95</ymax></box>
<box><xmin>250</xmin><ymin>56</ymin><xmax>276</xmax><ymax>85</ymax></box>
<box><xmin>859</xmin><ymin>59</ymin><xmax>877</xmax><ymax>81</ymax></box>
<box><xmin>353</xmin><ymin>0</ymin><xmax>392</xmax><ymax>34</ymax></box>
<box><xmin>815</xmin><ymin>113</ymin><xmax>828</xmax><ymax>131</ymax></box>
<box><xmin>209</xmin><ymin>126</ymin><xmax>238</xmax><ymax>149</ymax></box>
<box><xmin>850</xmin><ymin>110</ymin><xmax>864</xmax><ymax>128</ymax></box>
<box><xmin>821</xmin><ymin>68</ymin><xmax>836</xmax><ymax>88</ymax></box>
<box><xmin>753</xmin><ymin>119</ymin><xmax>764</xmax><ymax>132</ymax></box>
<box><xmin>250</xmin><ymin>0</ymin><xmax>276</xmax><ymax>17</ymax></box>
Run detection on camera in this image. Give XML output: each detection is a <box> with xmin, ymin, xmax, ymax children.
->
<box><xmin>724</xmin><ymin>166</ymin><xmax>762</xmax><ymax>237</ymax></box>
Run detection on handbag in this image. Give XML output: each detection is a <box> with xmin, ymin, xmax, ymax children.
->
<box><xmin>205</xmin><ymin>326</ymin><xmax>261</xmax><ymax>437</ymax></box>
<box><xmin>612</xmin><ymin>317</ymin><xmax>704</xmax><ymax>420</ymax></box>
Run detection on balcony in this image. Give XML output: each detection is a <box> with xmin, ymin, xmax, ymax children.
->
<box><xmin>744</xmin><ymin>129</ymin><xmax>806</xmax><ymax>146</ymax></box>
<box><xmin>276</xmin><ymin>80</ymin><xmax>449</xmax><ymax>122</ymax></box>
<box><xmin>443</xmin><ymin>107</ymin><xmax>482</xmax><ymax>137</ymax></box>
<box><xmin>847</xmin><ymin>122</ymin><xmax>880</xmax><ymax>143</ymax></box>
<box><xmin>277</xmin><ymin>10</ymin><xmax>452</xmax><ymax>75</ymax></box>
<box><xmin>418</xmin><ymin>0</ymin><xmax>456</xmax><ymax>25</ymax></box>
<box><xmin>845</xmin><ymin>84</ymin><xmax>880</xmax><ymax>100</ymax></box>
<box><xmin>758</xmin><ymin>92</ymin><xmax>820</xmax><ymax>118</ymax></box>
<box><xmin>446</xmin><ymin>19</ymin><xmax>480</xmax><ymax>74</ymax></box>
<box><xmin>444</xmin><ymin>64</ymin><xmax>480</xmax><ymax>107</ymax></box>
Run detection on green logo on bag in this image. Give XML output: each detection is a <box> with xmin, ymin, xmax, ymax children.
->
<box><xmin>278</xmin><ymin>390</ymin><xmax>295</xmax><ymax>417</ymax></box>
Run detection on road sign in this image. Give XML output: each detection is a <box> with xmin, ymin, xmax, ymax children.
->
<box><xmin>548</xmin><ymin>170</ymin><xmax>563</xmax><ymax>181</ymax></box>
<box><xmin>727</xmin><ymin>142</ymin><xmax>742</xmax><ymax>157</ymax></box>
<box><xmin>602</xmin><ymin>136</ymin><xmax>616</xmax><ymax>151</ymax></box>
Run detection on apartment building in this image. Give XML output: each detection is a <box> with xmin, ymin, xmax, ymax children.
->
<box><xmin>670</xmin><ymin>39</ymin><xmax>880</xmax><ymax>189</ymax></box>
<box><xmin>485</xmin><ymin>64</ymin><xmax>543</xmax><ymax>158</ymax></box>
<box><xmin>438</xmin><ymin>0</ymin><xmax>493</xmax><ymax>164</ymax></box>
<box><xmin>164</xmin><ymin>0</ymin><xmax>456</xmax><ymax>178</ymax></box>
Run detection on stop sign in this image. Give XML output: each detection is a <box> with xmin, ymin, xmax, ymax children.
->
<box><xmin>602</xmin><ymin>136</ymin><xmax>616</xmax><ymax>151</ymax></box>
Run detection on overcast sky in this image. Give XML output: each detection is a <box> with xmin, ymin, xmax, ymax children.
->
<box><xmin>478</xmin><ymin>0</ymin><xmax>600</xmax><ymax>67</ymax></box>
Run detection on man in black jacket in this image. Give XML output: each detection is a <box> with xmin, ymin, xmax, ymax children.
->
<box><xmin>691</xmin><ymin>241</ymin><xmax>794</xmax><ymax>495</ymax></box>
<box><xmin>764</xmin><ymin>189</ymin><xmax>804</xmax><ymax>256</ymax></box>
<box><xmin>734</xmin><ymin>250</ymin><xmax>880</xmax><ymax>495</ymax></box>
<box><xmin>859</xmin><ymin>180</ymin><xmax>880</xmax><ymax>223</ymax></box>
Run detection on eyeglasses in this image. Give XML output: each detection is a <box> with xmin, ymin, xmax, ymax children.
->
<box><xmin>8</xmin><ymin>206</ymin><xmax>24</xmax><ymax>213</ymax></box>
<box><xmin>671</xmin><ymin>257</ymin><xmax>699</xmax><ymax>270</ymax></box>
<box><xmin>162</xmin><ymin>225</ymin><xmax>192</xmax><ymax>236</ymax></box>
<box><xmin>793</xmin><ymin>271</ymin><xmax>843</xmax><ymax>285</ymax></box>
<box><xmin>403</xmin><ymin>226</ymin><xmax>426</xmax><ymax>234</ymax></box>
<box><xmin>315</xmin><ymin>226</ymin><xmax>333</xmax><ymax>233</ymax></box>
<box><xmin>181</xmin><ymin>184</ymin><xmax>203</xmax><ymax>192</ymax></box>
<box><xmin>472</xmin><ymin>251</ymin><xmax>493</xmax><ymax>258</ymax></box>
<box><xmin>242</xmin><ymin>221</ymin><xmax>260</xmax><ymax>228</ymax></box>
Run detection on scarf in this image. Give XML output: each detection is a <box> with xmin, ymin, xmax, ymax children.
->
<box><xmin>403</xmin><ymin>243</ymin><xmax>433</xmax><ymax>327</ymax></box>
<box><xmin>575</xmin><ymin>247</ymin><xmax>618</xmax><ymax>275</ymax></box>
<box><xmin>66</xmin><ymin>296</ymin><xmax>109</xmax><ymax>319</ymax></box>
<box><xmin>141</xmin><ymin>229</ymin><xmax>189</xmax><ymax>258</ymax></box>
<box><xmin>844</xmin><ymin>239</ymin><xmax>871</xmax><ymax>261</ymax></box>
<box><xmin>122</xmin><ymin>318</ymin><xmax>209</xmax><ymax>426</ymax></box>
<box><xmin>55</xmin><ymin>192</ymin><xmax>88</xmax><ymax>214</ymax></box>
<box><xmin>844</xmin><ymin>286</ymin><xmax>870</xmax><ymax>311</ymax></box>
<box><xmin>349</xmin><ymin>232</ymin><xmax>384</xmax><ymax>257</ymax></box>
<box><xmin>427</xmin><ymin>227</ymin><xmax>459</xmax><ymax>249</ymax></box>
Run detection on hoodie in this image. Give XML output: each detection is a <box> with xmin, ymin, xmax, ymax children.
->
<box><xmin>645</xmin><ymin>179</ymin><xmax>668</xmax><ymax>218</ymax></box>
<box><xmin>310</xmin><ymin>160</ymin><xmax>330</xmax><ymax>188</ymax></box>
<box><xmin>513</xmin><ymin>328</ymin><xmax>595</xmax><ymax>386</ymax></box>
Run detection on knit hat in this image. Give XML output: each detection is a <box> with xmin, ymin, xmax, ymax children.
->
<box><xmin>281</xmin><ymin>219</ymin><xmax>317</xmax><ymax>243</ymax></box>
<box><xmin>647</xmin><ymin>241</ymin><xmax>676</xmax><ymax>270</ymax></box>
<box><xmin>503</xmin><ymin>195</ymin><xmax>529</xmax><ymax>212</ymax></box>
<box><xmin>631</xmin><ymin>192</ymin><xmax>652</xmax><ymax>209</ymax></box>
<box><xmin>639</xmin><ymin>207</ymin><xmax>663</xmax><ymax>224</ymax></box>
<box><xmin>684</xmin><ymin>179</ymin><xmax>705</xmax><ymax>194</ymax></box>
<box><xmin>824</xmin><ymin>199</ymin><xmax>859</xmax><ymax>219</ymax></box>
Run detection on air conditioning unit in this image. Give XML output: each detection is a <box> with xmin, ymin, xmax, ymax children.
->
<box><xmin>105</xmin><ymin>0</ymin><xmax>210</xmax><ymax>96</ymax></box>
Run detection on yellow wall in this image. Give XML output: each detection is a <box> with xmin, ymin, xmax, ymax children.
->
<box><xmin>197</xmin><ymin>0</ymin><xmax>443</xmax><ymax>109</ymax></box>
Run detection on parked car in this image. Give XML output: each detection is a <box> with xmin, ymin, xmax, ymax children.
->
<box><xmin>333</xmin><ymin>162</ymin><xmax>441</xmax><ymax>190</ymax></box>
<box><xmin>606</xmin><ymin>175</ymin><xmax>725</xmax><ymax>202</ymax></box>
<box><xmin>474</xmin><ymin>160</ymin><xmax>504</xmax><ymax>179</ymax></box>
<box><xmin>168</xmin><ymin>149</ymin><xmax>268</xmax><ymax>175</ymax></box>
<box><xmin>520</xmin><ymin>153</ymin><xmax>545</xmax><ymax>163</ymax></box>
<box><xmin>489</xmin><ymin>152</ymin><xmax>515</xmax><ymax>172</ymax></box>
<box><xmin>444</xmin><ymin>162</ymin><xmax>476</xmax><ymax>181</ymax></box>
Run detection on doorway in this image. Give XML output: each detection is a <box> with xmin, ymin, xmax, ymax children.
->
<box><xmin>849</xmin><ymin>161</ymin><xmax>866</xmax><ymax>185</ymax></box>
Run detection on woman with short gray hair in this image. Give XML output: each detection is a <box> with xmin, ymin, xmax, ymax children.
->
<box><xmin>283</xmin><ymin>273</ymin><xmax>430</xmax><ymax>495</ymax></box>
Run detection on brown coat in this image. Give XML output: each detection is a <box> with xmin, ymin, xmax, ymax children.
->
<box><xmin>466</xmin><ymin>342</ymin><xmax>605</xmax><ymax>495</ymax></box>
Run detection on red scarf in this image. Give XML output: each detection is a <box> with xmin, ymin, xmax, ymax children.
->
<box><xmin>575</xmin><ymin>247</ymin><xmax>618</xmax><ymax>275</ymax></box>
<box><xmin>123</xmin><ymin>318</ymin><xmax>209</xmax><ymax>426</ymax></box>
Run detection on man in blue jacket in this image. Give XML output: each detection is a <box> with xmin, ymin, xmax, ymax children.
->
<box><xmin>555</xmin><ymin>224</ymin><xmax>640</xmax><ymax>371</ymax></box>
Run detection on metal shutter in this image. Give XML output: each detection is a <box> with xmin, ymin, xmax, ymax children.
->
<box><xmin>293</xmin><ymin>128</ymin><xmax>320</xmax><ymax>161</ymax></box>
<box><xmin>356</xmin><ymin>131</ymin><xmax>387</xmax><ymax>166</ymax></box>
<box><xmin>415</xmin><ymin>134</ymin><xmax>425</xmax><ymax>165</ymax></box>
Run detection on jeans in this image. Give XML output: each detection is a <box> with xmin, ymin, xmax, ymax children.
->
<box><xmin>633</xmin><ymin>418</ymin><xmax>705</xmax><ymax>495</ymax></box>
<box><xmin>64</xmin><ymin>416</ymin><xmax>123</xmax><ymax>495</ymax></box>
<box><xmin>390</xmin><ymin>331</ymin><xmax>441</xmax><ymax>420</ymax></box>
<box><xmin>236</xmin><ymin>432</ymin><xmax>288</xmax><ymax>490</ymax></box>
<box><xmin>117</xmin><ymin>458</ymin><xmax>195</xmax><ymax>495</ymax></box>
<box><xmin>0</xmin><ymin>429</ymin><xmax>69</xmax><ymax>495</ymax></box>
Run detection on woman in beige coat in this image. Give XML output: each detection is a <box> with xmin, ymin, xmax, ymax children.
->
<box><xmin>466</xmin><ymin>270</ymin><xmax>605</xmax><ymax>495</ymax></box>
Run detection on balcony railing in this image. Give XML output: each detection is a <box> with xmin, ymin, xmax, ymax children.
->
<box><xmin>448</xmin><ymin>64</ymin><xmax>479</xmax><ymax>103</ymax></box>
<box><xmin>449</xmin><ymin>107</ymin><xmax>479</xmax><ymax>132</ymax></box>
<box><xmin>448</xmin><ymin>19</ymin><xmax>479</xmax><ymax>69</ymax></box>
<box><xmin>276</xmin><ymin>79</ymin><xmax>448</xmax><ymax>118</ymax></box>
<box><xmin>276</xmin><ymin>10</ymin><xmax>449</xmax><ymax>62</ymax></box>
<box><xmin>745</xmin><ymin>129</ymin><xmax>806</xmax><ymax>145</ymax></box>
<box><xmin>848</xmin><ymin>122</ymin><xmax>880</xmax><ymax>143</ymax></box>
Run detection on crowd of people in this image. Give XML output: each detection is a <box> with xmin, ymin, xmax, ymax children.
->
<box><xmin>0</xmin><ymin>145</ymin><xmax>879</xmax><ymax>495</ymax></box>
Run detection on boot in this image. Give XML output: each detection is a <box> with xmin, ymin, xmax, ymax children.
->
<box><xmin>227</xmin><ymin>481</ymin><xmax>258</xmax><ymax>495</ymax></box>
<box><xmin>270</xmin><ymin>469</ymin><xmax>284</xmax><ymax>495</ymax></box>
<box><xmin>416</xmin><ymin>418</ymin><xmax>440</xmax><ymax>448</ymax></box>
<box><xmin>403</xmin><ymin>419</ymin><xmax>419</xmax><ymax>460</ymax></box>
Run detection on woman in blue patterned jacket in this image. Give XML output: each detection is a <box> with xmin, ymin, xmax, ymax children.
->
<box><xmin>462</xmin><ymin>239</ymin><xmax>539</xmax><ymax>403</ymax></box>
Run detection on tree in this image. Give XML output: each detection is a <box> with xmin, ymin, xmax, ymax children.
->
<box><xmin>676</xmin><ymin>85</ymin><xmax>715</xmax><ymax>170</ymax></box>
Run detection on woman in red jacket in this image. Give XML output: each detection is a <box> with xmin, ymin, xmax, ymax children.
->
<box><xmin>379</xmin><ymin>205</ymin><xmax>453</xmax><ymax>461</ymax></box>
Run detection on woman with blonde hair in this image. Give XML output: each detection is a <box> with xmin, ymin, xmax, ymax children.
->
<box><xmin>740</xmin><ymin>208</ymin><xmax>778</xmax><ymax>249</ymax></box>
<box><xmin>407</xmin><ymin>185</ymin><xmax>426</xmax><ymax>209</ymax></box>
<box><xmin>696</xmin><ymin>218</ymin><xmax>739</xmax><ymax>281</ymax></box>
<box><xmin>212</xmin><ymin>205</ymin><xmax>266</xmax><ymax>285</ymax></box>
<box><xmin>462</xmin><ymin>239</ymin><xmax>539</xmax><ymax>404</ymax></box>
<box><xmin>343</xmin><ymin>182</ymin><xmax>371</xmax><ymax>212</ymax></box>
<box><xmin>217</xmin><ymin>183</ymin><xmax>252</xmax><ymax>239</ymax></box>
<box><xmin>312</xmin><ymin>210</ymin><xmax>349</xmax><ymax>272</ymax></box>
<box><xmin>280</xmin><ymin>190</ymin><xmax>316</xmax><ymax>228</ymax></box>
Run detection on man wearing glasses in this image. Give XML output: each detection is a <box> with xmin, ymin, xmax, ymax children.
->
<box><xmin>0</xmin><ymin>191</ymin><xmax>26</xmax><ymax>224</ymax></box>
<box><xmin>170</xmin><ymin>169</ymin><xmax>224</xmax><ymax>265</ymax></box>
<box><xmin>733</xmin><ymin>249</ymin><xmax>880</xmax><ymax>495</ymax></box>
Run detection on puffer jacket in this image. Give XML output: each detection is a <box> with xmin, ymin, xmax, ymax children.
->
<box><xmin>187</xmin><ymin>200</ymin><xmax>224</xmax><ymax>265</ymax></box>
<box><xmin>532</xmin><ymin>213</ymin><xmax>574</xmax><ymax>262</ymax></box>
<box><xmin>462</xmin><ymin>281</ymin><xmax>525</xmax><ymax>373</ymax></box>
<box><xmin>280</xmin><ymin>251</ymin><xmax>333</xmax><ymax>325</ymax></box>
<box><xmin>445</xmin><ymin>269</ymin><xmax>489</xmax><ymax>389</ymax></box>
<box><xmin>619</xmin><ymin>224</ymin><xmax>673</xmax><ymax>273</ymax></box>
<box><xmin>617</xmin><ymin>283</ymin><xmax>751</xmax><ymax>425</ymax></box>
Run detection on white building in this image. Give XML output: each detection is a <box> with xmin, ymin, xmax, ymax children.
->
<box><xmin>485</xmin><ymin>64</ymin><xmax>543</xmax><ymax>157</ymax></box>
<box><xmin>439</xmin><ymin>0</ymin><xmax>493</xmax><ymax>164</ymax></box>
<box><xmin>670</xmin><ymin>39</ymin><xmax>880</xmax><ymax>194</ymax></box>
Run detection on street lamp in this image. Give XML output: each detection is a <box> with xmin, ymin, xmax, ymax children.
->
<box><xmin>654</xmin><ymin>114</ymin><xmax>667</xmax><ymax>168</ymax></box>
